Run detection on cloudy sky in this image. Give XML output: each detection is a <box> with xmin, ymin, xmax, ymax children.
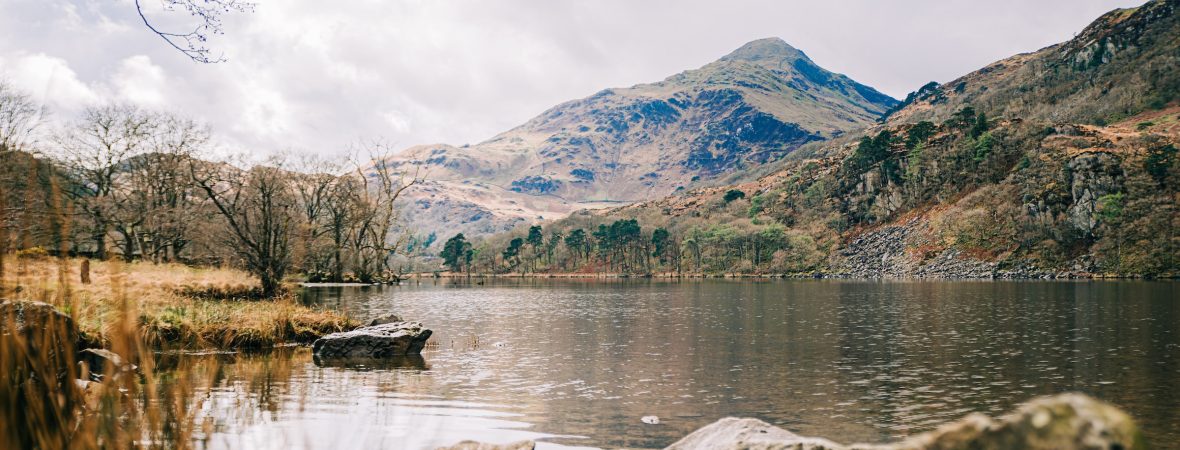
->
<box><xmin>0</xmin><ymin>0</ymin><xmax>1147</xmax><ymax>157</ymax></box>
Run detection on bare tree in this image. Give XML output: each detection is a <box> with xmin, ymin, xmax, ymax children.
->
<box><xmin>55</xmin><ymin>105</ymin><xmax>157</xmax><ymax>260</ymax></box>
<box><xmin>0</xmin><ymin>81</ymin><xmax>48</xmax><ymax>290</ymax></box>
<box><xmin>348</xmin><ymin>143</ymin><xmax>422</xmax><ymax>281</ymax></box>
<box><xmin>290</xmin><ymin>155</ymin><xmax>340</xmax><ymax>274</ymax></box>
<box><xmin>135</xmin><ymin>0</ymin><xmax>255</xmax><ymax>63</ymax></box>
<box><xmin>191</xmin><ymin>156</ymin><xmax>296</xmax><ymax>297</ymax></box>
<box><xmin>321</xmin><ymin>174</ymin><xmax>359</xmax><ymax>282</ymax></box>
<box><xmin>0</xmin><ymin>80</ymin><xmax>42</xmax><ymax>153</ymax></box>
<box><xmin>126</xmin><ymin>114</ymin><xmax>211</xmax><ymax>262</ymax></box>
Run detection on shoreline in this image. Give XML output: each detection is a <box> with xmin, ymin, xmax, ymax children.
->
<box><xmin>394</xmin><ymin>271</ymin><xmax>1178</xmax><ymax>281</ymax></box>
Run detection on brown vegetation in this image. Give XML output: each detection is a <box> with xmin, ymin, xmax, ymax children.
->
<box><xmin>3</xmin><ymin>256</ymin><xmax>355</xmax><ymax>350</ymax></box>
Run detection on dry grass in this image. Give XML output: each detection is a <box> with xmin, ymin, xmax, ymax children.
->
<box><xmin>3</xmin><ymin>256</ymin><xmax>356</xmax><ymax>350</ymax></box>
<box><xmin>1</xmin><ymin>254</ymin><xmax>356</xmax><ymax>448</ymax></box>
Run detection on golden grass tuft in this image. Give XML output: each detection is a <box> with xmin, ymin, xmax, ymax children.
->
<box><xmin>3</xmin><ymin>257</ymin><xmax>357</xmax><ymax>350</ymax></box>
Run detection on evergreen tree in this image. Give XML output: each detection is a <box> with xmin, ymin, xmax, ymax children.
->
<box><xmin>440</xmin><ymin>233</ymin><xmax>471</xmax><ymax>273</ymax></box>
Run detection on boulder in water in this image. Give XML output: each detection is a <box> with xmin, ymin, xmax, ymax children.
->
<box><xmin>367</xmin><ymin>314</ymin><xmax>403</xmax><ymax>327</ymax></box>
<box><xmin>666</xmin><ymin>393</ymin><xmax>1145</xmax><ymax>450</ymax></box>
<box><xmin>78</xmin><ymin>348</ymin><xmax>136</xmax><ymax>381</ymax></box>
<box><xmin>312</xmin><ymin>321</ymin><xmax>431</xmax><ymax>359</ymax></box>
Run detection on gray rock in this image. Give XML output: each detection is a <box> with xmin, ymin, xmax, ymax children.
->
<box><xmin>1067</xmin><ymin>152</ymin><xmax>1124</xmax><ymax>236</ymax></box>
<box><xmin>666</xmin><ymin>417</ymin><xmax>844</xmax><ymax>450</ymax></box>
<box><xmin>436</xmin><ymin>440</ymin><xmax>534</xmax><ymax>450</ymax></box>
<box><xmin>367</xmin><ymin>314</ymin><xmax>403</xmax><ymax>327</ymax></box>
<box><xmin>667</xmin><ymin>394</ymin><xmax>1144</xmax><ymax>450</ymax></box>
<box><xmin>78</xmin><ymin>348</ymin><xmax>135</xmax><ymax>381</ymax></box>
<box><xmin>312</xmin><ymin>321</ymin><xmax>432</xmax><ymax>359</ymax></box>
<box><xmin>891</xmin><ymin>393</ymin><xmax>1145</xmax><ymax>450</ymax></box>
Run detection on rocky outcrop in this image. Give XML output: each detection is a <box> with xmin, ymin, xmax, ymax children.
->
<box><xmin>667</xmin><ymin>394</ymin><xmax>1145</xmax><ymax>450</ymax></box>
<box><xmin>311</xmin><ymin>321</ymin><xmax>432</xmax><ymax>359</ymax></box>
<box><xmin>1066</xmin><ymin>152</ymin><xmax>1124</xmax><ymax>236</ymax></box>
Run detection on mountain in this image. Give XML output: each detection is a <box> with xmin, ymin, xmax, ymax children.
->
<box><xmin>489</xmin><ymin>0</ymin><xmax>1180</xmax><ymax>278</ymax></box>
<box><xmin>385</xmin><ymin>38</ymin><xmax>897</xmax><ymax>242</ymax></box>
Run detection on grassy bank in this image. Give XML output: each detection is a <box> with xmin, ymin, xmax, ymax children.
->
<box><xmin>2</xmin><ymin>256</ymin><xmax>356</xmax><ymax>350</ymax></box>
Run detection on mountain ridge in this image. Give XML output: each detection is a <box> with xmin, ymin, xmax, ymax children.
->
<box><xmin>385</xmin><ymin>37</ymin><xmax>898</xmax><ymax>243</ymax></box>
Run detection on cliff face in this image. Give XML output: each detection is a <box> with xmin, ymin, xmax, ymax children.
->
<box><xmin>381</xmin><ymin>38</ymin><xmax>896</xmax><ymax>242</ymax></box>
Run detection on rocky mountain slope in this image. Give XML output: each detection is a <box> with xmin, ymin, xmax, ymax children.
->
<box><xmin>385</xmin><ymin>38</ymin><xmax>897</xmax><ymax>241</ymax></box>
<box><xmin>886</xmin><ymin>0</ymin><xmax>1179</xmax><ymax>126</ymax></box>
<box><xmin>501</xmin><ymin>0</ymin><xmax>1179</xmax><ymax>278</ymax></box>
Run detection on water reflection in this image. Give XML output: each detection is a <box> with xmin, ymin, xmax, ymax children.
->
<box><xmin>181</xmin><ymin>280</ymin><xmax>1180</xmax><ymax>449</ymax></box>
<box><xmin>312</xmin><ymin>354</ymin><xmax>430</xmax><ymax>370</ymax></box>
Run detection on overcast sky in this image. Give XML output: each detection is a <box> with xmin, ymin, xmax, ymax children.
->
<box><xmin>0</xmin><ymin>0</ymin><xmax>1147</xmax><ymax>158</ymax></box>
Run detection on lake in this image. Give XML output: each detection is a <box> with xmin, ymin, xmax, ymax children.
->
<box><xmin>183</xmin><ymin>280</ymin><xmax>1180</xmax><ymax>449</ymax></box>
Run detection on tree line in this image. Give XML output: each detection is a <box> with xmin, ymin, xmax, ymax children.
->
<box><xmin>0</xmin><ymin>81</ymin><xmax>420</xmax><ymax>296</ymax></box>
<box><xmin>439</xmin><ymin>212</ymin><xmax>828</xmax><ymax>276</ymax></box>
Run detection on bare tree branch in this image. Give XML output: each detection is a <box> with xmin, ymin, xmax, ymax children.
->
<box><xmin>135</xmin><ymin>0</ymin><xmax>255</xmax><ymax>64</ymax></box>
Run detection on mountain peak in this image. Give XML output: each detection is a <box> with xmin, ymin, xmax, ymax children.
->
<box><xmin>720</xmin><ymin>37</ymin><xmax>809</xmax><ymax>65</ymax></box>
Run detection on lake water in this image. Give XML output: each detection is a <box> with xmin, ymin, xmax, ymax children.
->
<box><xmin>186</xmin><ymin>280</ymin><xmax>1179</xmax><ymax>449</ymax></box>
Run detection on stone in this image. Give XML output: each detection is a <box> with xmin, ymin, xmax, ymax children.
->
<box><xmin>312</xmin><ymin>321</ymin><xmax>432</xmax><ymax>359</ymax></box>
<box><xmin>74</xmin><ymin>379</ymin><xmax>103</xmax><ymax>411</ymax></box>
<box><xmin>666</xmin><ymin>417</ymin><xmax>844</xmax><ymax>450</ymax></box>
<box><xmin>436</xmin><ymin>441</ymin><xmax>534</xmax><ymax>450</ymax></box>
<box><xmin>0</xmin><ymin>300</ymin><xmax>82</xmax><ymax>383</ymax></box>
<box><xmin>892</xmin><ymin>393</ymin><xmax>1146</xmax><ymax>450</ymax></box>
<box><xmin>1066</xmin><ymin>152</ymin><xmax>1124</xmax><ymax>235</ymax></box>
<box><xmin>367</xmin><ymin>314</ymin><xmax>403</xmax><ymax>327</ymax></box>
<box><xmin>666</xmin><ymin>394</ymin><xmax>1144</xmax><ymax>450</ymax></box>
<box><xmin>78</xmin><ymin>348</ymin><xmax>135</xmax><ymax>381</ymax></box>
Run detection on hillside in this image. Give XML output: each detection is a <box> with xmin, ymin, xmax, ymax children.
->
<box><xmin>384</xmin><ymin>38</ymin><xmax>897</xmax><ymax>241</ymax></box>
<box><xmin>469</xmin><ymin>0</ymin><xmax>1180</xmax><ymax>278</ymax></box>
<box><xmin>886</xmin><ymin>0</ymin><xmax>1180</xmax><ymax>126</ymax></box>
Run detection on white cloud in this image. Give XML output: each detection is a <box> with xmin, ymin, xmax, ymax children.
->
<box><xmin>0</xmin><ymin>52</ymin><xmax>101</xmax><ymax>117</ymax></box>
<box><xmin>383</xmin><ymin>110</ymin><xmax>412</xmax><ymax>134</ymax></box>
<box><xmin>111</xmin><ymin>55</ymin><xmax>167</xmax><ymax>106</ymax></box>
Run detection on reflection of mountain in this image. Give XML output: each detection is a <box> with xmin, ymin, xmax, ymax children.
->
<box><xmin>382</xmin><ymin>38</ymin><xmax>896</xmax><ymax>241</ymax></box>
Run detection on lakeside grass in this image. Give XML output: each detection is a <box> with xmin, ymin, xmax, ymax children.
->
<box><xmin>2</xmin><ymin>256</ymin><xmax>357</xmax><ymax>350</ymax></box>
